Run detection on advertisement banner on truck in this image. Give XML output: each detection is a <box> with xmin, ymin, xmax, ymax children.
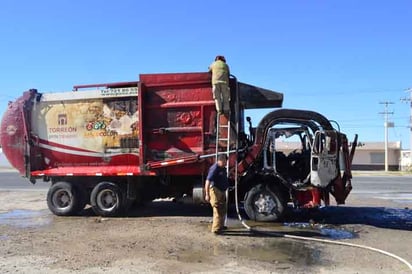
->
<box><xmin>32</xmin><ymin>96</ymin><xmax>139</xmax><ymax>153</ymax></box>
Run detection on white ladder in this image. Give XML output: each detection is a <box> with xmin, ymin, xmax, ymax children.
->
<box><xmin>215</xmin><ymin>113</ymin><xmax>231</xmax><ymax>226</ymax></box>
<box><xmin>215</xmin><ymin>113</ymin><xmax>231</xmax><ymax>163</ymax></box>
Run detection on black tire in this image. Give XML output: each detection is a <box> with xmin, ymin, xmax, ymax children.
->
<box><xmin>244</xmin><ymin>184</ymin><xmax>286</xmax><ymax>222</ymax></box>
<box><xmin>91</xmin><ymin>182</ymin><xmax>124</xmax><ymax>217</ymax></box>
<box><xmin>47</xmin><ymin>182</ymin><xmax>85</xmax><ymax>216</ymax></box>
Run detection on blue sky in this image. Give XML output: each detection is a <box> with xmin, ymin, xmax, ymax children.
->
<box><xmin>1</xmin><ymin>1</ymin><xmax>411</xmax><ymax>148</ymax></box>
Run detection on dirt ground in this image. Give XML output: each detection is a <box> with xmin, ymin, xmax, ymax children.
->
<box><xmin>0</xmin><ymin>190</ymin><xmax>411</xmax><ymax>274</ymax></box>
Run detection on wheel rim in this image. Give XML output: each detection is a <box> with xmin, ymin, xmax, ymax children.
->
<box><xmin>254</xmin><ymin>192</ymin><xmax>277</xmax><ymax>215</ymax></box>
<box><xmin>96</xmin><ymin>189</ymin><xmax>118</xmax><ymax>212</ymax></box>
<box><xmin>52</xmin><ymin>189</ymin><xmax>72</xmax><ymax>210</ymax></box>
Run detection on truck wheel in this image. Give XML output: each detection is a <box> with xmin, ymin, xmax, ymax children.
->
<box><xmin>47</xmin><ymin>182</ymin><xmax>84</xmax><ymax>216</ymax></box>
<box><xmin>91</xmin><ymin>182</ymin><xmax>123</xmax><ymax>217</ymax></box>
<box><xmin>244</xmin><ymin>184</ymin><xmax>286</xmax><ymax>222</ymax></box>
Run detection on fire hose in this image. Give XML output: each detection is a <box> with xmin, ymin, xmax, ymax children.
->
<box><xmin>233</xmin><ymin>176</ymin><xmax>412</xmax><ymax>271</ymax></box>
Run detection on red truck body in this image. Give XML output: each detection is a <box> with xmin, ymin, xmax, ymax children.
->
<box><xmin>0</xmin><ymin>72</ymin><xmax>356</xmax><ymax>220</ymax></box>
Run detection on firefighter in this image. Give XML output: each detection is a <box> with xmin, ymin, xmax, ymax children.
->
<box><xmin>208</xmin><ymin>55</ymin><xmax>230</xmax><ymax>114</ymax></box>
<box><xmin>204</xmin><ymin>154</ymin><xmax>229</xmax><ymax>234</ymax></box>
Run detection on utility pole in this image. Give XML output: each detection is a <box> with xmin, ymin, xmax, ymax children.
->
<box><xmin>379</xmin><ymin>102</ymin><xmax>394</xmax><ymax>172</ymax></box>
<box><xmin>401</xmin><ymin>88</ymin><xmax>412</xmax><ymax>163</ymax></box>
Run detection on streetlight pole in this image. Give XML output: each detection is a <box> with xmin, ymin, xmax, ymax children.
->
<box><xmin>379</xmin><ymin>102</ymin><xmax>394</xmax><ymax>172</ymax></box>
<box><xmin>401</xmin><ymin>88</ymin><xmax>412</xmax><ymax>169</ymax></box>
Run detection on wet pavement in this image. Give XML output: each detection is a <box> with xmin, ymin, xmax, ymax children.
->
<box><xmin>176</xmin><ymin>238</ymin><xmax>321</xmax><ymax>268</ymax></box>
<box><xmin>0</xmin><ymin>209</ymin><xmax>52</xmax><ymax>228</ymax></box>
<box><xmin>283</xmin><ymin>222</ymin><xmax>356</xmax><ymax>239</ymax></box>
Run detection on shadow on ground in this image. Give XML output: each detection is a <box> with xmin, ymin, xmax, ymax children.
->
<box><xmin>80</xmin><ymin>200</ymin><xmax>211</xmax><ymax>218</ymax></box>
<box><xmin>80</xmin><ymin>201</ymin><xmax>412</xmax><ymax>231</ymax></box>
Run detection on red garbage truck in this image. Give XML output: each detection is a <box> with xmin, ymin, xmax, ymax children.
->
<box><xmin>0</xmin><ymin>72</ymin><xmax>357</xmax><ymax>221</ymax></box>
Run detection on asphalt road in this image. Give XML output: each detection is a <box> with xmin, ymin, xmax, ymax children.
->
<box><xmin>353</xmin><ymin>175</ymin><xmax>412</xmax><ymax>192</ymax></box>
<box><xmin>351</xmin><ymin>175</ymin><xmax>412</xmax><ymax>206</ymax></box>
<box><xmin>0</xmin><ymin>172</ymin><xmax>49</xmax><ymax>190</ymax></box>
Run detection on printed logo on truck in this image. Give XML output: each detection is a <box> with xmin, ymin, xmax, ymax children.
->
<box><xmin>86</xmin><ymin>120</ymin><xmax>106</xmax><ymax>131</ymax></box>
<box><xmin>48</xmin><ymin>113</ymin><xmax>77</xmax><ymax>139</ymax></box>
<box><xmin>58</xmin><ymin>114</ymin><xmax>67</xmax><ymax>125</ymax></box>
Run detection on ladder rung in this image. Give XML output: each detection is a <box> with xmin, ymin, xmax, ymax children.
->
<box><xmin>216</xmin><ymin>114</ymin><xmax>232</xmax><ymax>159</ymax></box>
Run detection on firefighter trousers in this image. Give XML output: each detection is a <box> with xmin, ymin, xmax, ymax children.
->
<box><xmin>209</xmin><ymin>186</ymin><xmax>227</xmax><ymax>233</ymax></box>
<box><xmin>212</xmin><ymin>83</ymin><xmax>230</xmax><ymax>114</ymax></box>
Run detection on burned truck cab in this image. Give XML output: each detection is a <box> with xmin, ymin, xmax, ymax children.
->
<box><xmin>262</xmin><ymin>126</ymin><xmax>312</xmax><ymax>186</ymax></box>
<box><xmin>239</xmin><ymin>109</ymin><xmax>357</xmax><ymax>222</ymax></box>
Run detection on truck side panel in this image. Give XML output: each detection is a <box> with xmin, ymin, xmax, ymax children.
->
<box><xmin>139</xmin><ymin>73</ymin><xmax>216</xmax><ymax>174</ymax></box>
<box><xmin>30</xmin><ymin>91</ymin><xmax>140</xmax><ymax>170</ymax></box>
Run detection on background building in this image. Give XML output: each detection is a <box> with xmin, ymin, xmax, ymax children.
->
<box><xmin>351</xmin><ymin>142</ymin><xmax>402</xmax><ymax>171</ymax></box>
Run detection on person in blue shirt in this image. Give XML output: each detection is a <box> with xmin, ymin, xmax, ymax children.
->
<box><xmin>204</xmin><ymin>154</ymin><xmax>229</xmax><ymax>234</ymax></box>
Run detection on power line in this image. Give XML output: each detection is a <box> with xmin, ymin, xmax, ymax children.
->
<box><xmin>338</xmin><ymin>116</ymin><xmax>409</xmax><ymax>123</ymax></box>
<box><xmin>288</xmin><ymin>88</ymin><xmax>403</xmax><ymax>97</ymax></box>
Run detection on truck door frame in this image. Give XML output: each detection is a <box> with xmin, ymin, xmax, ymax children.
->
<box><xmin>310</xmin><ymin>130</ymin><xmax>339</xmax><ymax>187</ymax></box>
